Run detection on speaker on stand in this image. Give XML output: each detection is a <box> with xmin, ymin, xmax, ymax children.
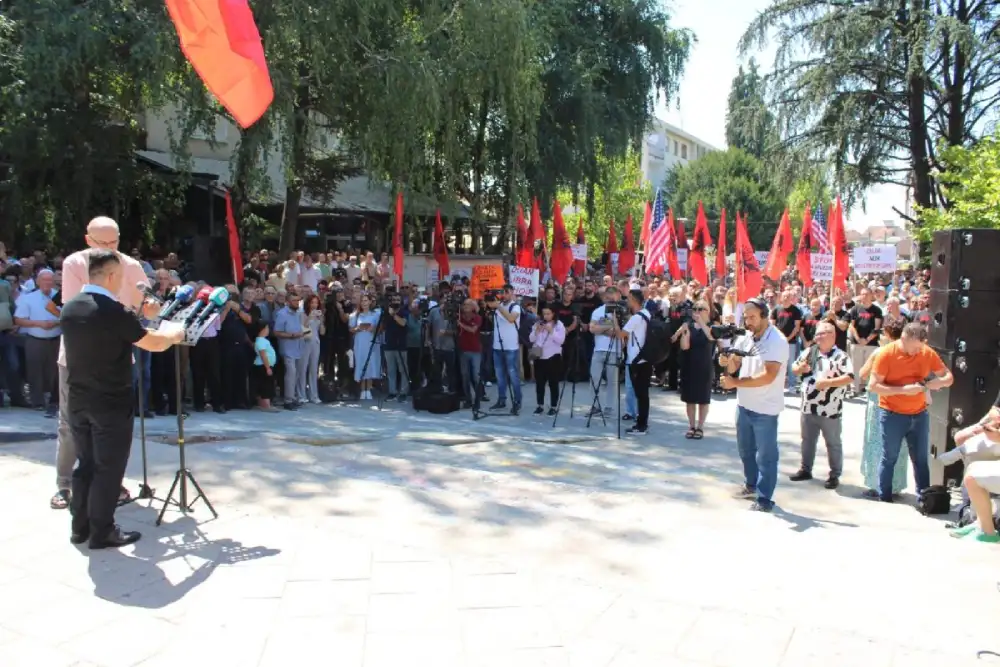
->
<box><xmin>927</xmin><ymin>229</ymin><xmax>1000</xmax><ymax>487</ymax></box>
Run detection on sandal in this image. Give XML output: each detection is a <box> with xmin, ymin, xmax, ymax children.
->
<box><xmin>692</xmin><ymin>428</ymin><xmax>704</xmax><ymax>440</ymax></box>
<box><xmin>685</xmin><ymin>428</ymin><xmax>696</xmax><ymax>439</ymax></box>
<box><xmin>50</xmin><ymin>489</ymin><xmax>70</xmax><ymax>510</ymax></box>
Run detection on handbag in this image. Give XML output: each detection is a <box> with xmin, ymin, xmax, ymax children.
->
<box><xmin>528</xmin><ymin>325</ymin><xmax>550</xmax><ymax>361</ymax></box>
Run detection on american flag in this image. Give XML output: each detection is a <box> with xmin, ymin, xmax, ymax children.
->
<box><xmin>811</xmin><ymin>206</ymin><xmax>830</xmax><ymax>254</ymax></box>
<box><xmin>645</xmin><ymin>189</ymin><xmax>670</xmax><ymax>272</ymax></box>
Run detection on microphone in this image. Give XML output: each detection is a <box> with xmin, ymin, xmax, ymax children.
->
<box><xmin>136</xmin><ymin>281</ymin><xmax>163</xmax><ymax>304</ymax></box>
<box><xmin>182</xmin><ymin>286</ymin><xmax>214</xmax><ymax>325</ymax></box>
<box><xmin>158</xmin><ymin>285</ymin><xmax>194</xmax><ymax>321</ymax></box>
<box><xmin>194</xmin><ymin>287</ymin><xmax>231</xmax><ymax>327</ymax></box>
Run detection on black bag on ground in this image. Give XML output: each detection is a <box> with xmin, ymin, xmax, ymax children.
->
<box><xmin>917</xmin><ymin>485</ymin><xmax>951</xmax><ymax>515</ymax></box>
<box><xmin>412</xmin><ymin>389</ymin><xmax>461</xmax><ymax>414</ymax></box>
<box><xmin>634</xmin><ymin>312</ymin><xmax>671</xmax><ymax>365</ymax></box>
<box><xmin>317</xmin><ymin>376</ymin><xmax>339</xmax><ymax>403</ymax></box>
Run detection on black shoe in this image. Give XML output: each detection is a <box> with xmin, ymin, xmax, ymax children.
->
<box><xmin>194</xmin><ymin>405</ymin><xmax>205</xmax><ymax>413</ymax></box>
<box><xmin>490</xmin><ymin>401</ymin><xmax>506</xmax><ymax>411</ymax></box>
<box><xmin>825</xmin><ymin>476</ymin><xmax>840</xmax><ymax>490</ymax></box>
<box><xmin>511</xmin><ymin>402</ymin><xmax>520</xmax><ymax>416</ymax></box>
<box><xmin>70</xmin><ymin>529</ymin><xmax>89</xmax><ymax>545</ymax></box>
<box><xmin>547</xmin><ymin>407</ymin><xmax>558</xmax><ymax>416</ymax></box>
<box><xmin>284</xmin><ymin>402</ymin><xmax>299</xmax><ymax>411</ymax></box>
<box><xmin>622</xmin><ymin>414</ymin><xmax>634</xmax><ymax>421</ymax></box>
<box><xmin>789</xmin><ymin>469</ymin><xmax>813</xmax><ymax>482</ymax></box>
<box><xmin>626</xmin><ymin>425</ymin><xmax>648</xmax><ymax>435</ymax></box>
<box><xmin>533</xmin><ymin>406</ymin><xmax>544</xmax><ymax>415</ymax></box>
<box><xmin>749</xmin><ymin>501</ymin><xmax>773</xmax><ymax>512</ymax></box>
<box><xmin>213</xmin><ymin>405</ymin><xmax>227</xmax><ymax>414</ymax></box>
<box><xmin>89</xmin><ymin>526</ymin><xmax>141</xmax><ymax>550</ymax></box>
<box><xmin>387</xmin><ymin>394</ymin><xmax>397</xmax><ymax>401</ymax></box>
<box><xmin>143</xmin><ymin>410</ymin><xmax>156</xmax><ymax>419</ymax></box>
<box><xmin>732</xmin><ymin>485</ymin><xmax>756</xmax><ymax>500</ymax></box>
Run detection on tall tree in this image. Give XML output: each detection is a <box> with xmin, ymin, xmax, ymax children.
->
<box><xmin>725</xmin><ymin>58</ymin><xmax>780</xmax><ymax>161</ymax></box>
<box><xmin>740</xmin><ymin>0</ymin><xmax>1000</xmax><ymax>218</ymax></box>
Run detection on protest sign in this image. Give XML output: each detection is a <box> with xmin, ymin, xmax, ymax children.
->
<box><xmin>571</xmin><ymin>244</ymin><xmax>587</xmax><ymax>261</ymax></box>
<box><xmin>810</xmin><ymin>253</ymin><xmax>833</xmax><ymax>281</ymax></box>
<box><xmin>853</xmin><ymin>245</ymin><xmax>896</xmax><ymax>274</ymax></box>
<box><xmin>469</xmin><ymin>265</ymin><xmax>505</xmax><ymax>299</ymax></box>
<box><xmin>509</xmin><ymin>266</ymin><xmax>539</xmax><ymax>297</ymax></box>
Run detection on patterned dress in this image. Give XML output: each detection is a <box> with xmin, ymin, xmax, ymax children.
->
<box><xmin>861</xmin><ymin>391</ymin><xmax>908</xmax><ymax>494</ymax></box>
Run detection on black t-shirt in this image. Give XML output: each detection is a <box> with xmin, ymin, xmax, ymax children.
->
<box><xmin>575</xmin><ymin>294</ymin><xmax>602</xmax><ymax>326</ymax></box>
<box><xmin>849</xmin><ymin>304</ymin><xmax>883</xmax><ymax>346</ymax></box>
<box><xmin>772</xmin><ymin>305</ymin><xmax>803</xmax><ymax>339</ymax></box>
<box><xmin>801</xmin><ymin>312</ymin><xmax>821</xmax><ymax>344</ymax></box>
<box><xmin>60</xmin><ymin>291</ymin><xmax>147</xmax><ymax>412</ymax></box>
<box><xmin>832</xmin><ymin>309</ymin><xmax>849</xmax><ymax>352</ymax></box>
<box><xmin>554</xmin><ymin>300</ymin><xmax>580</xmax><ymax>338</ymax></box>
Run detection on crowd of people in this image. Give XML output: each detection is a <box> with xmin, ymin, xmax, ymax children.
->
<box><xmin>1</xmin><ymin>220</ymin><xmax>998</xmax><ymax>544</ymax></box>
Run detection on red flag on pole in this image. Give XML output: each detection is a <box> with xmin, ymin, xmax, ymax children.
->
<box><xmin>529</xmin><ymin>198</ymin><xmax>547</xmax><ymax>271</ymax></box>
<box><xmin>640</xmin><ymin>201</ymin><xmax>652</xmax><ymax>250</ymax></box>
<box><xmin>605</xmin><ymin>218</ymin><xmax>619</xmax><ymax>277</ymax></box>
<box><xmin>688</xmin><ymin>201</ymin><xmax>712</xmax><ymax>285</ymax></box>
<box><xmin>619</xmin><ymin>214</ymin><xmax>636</xmax><ymax>275</ymax></box>
<box><xmin>763</xmin><ymin>208</ymin><xmax>794</xmax><ymax>280</ymax></box>
<box><xmin>715</xmin><ymin>208</ymin><xmax>728</xmax><ymax>279</ymax></box>
<box><xmin>665</xmin><ymin>208</ymin><xmax>682</xmax><ymax>280</ymax></box>
<box><xmin>550</xmin><ymin>200</ymin><xmax>573</xmax><ymax>283</ymax></box>
<box><xmin>392</xmin><ymin>192</ymin><xmax>404</xmax><ymax>284</ymax></box>
<box><xmin>573</xmin><ymin>218</ymin><xmax>587</xmax><ymax>276</ymax></box>
<box><xmin>432</xmin><ymin>209</ymin><xmax>450</xmax><ymax>278</ymax></box>
<box><xmin>797</xmin><ymin>204</ymin><xmax>815</xmax><ymax>286</ymax></box>
<box><xmin>515</xmin><ymin>204</ymin><xmax>530</xmax><ymax>268</ymax></box>
<box><xmin>830</xmin><ymin>197</ymin><xmax>850</xmax><ymax>291</ymax></box>
<box><xmin>224</xmin><ymin>190</ymin><xmax>244</xmax><ymax>284</ymax></box>
<box><xmin>165</xmin><ymin>0</ymin><xmax>274</xmax><ymax>128</ymax></box>
<box><xmin>736</xmin><ymin>213</ymin><xmax>763</xmax><ymax>302</ymax></box>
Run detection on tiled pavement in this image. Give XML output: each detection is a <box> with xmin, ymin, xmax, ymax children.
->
<box><xmin>1</xmin><ymin>391</ymin><xmax>999</xmax><ymax>667</ymax></box>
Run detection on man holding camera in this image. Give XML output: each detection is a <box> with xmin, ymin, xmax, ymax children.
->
<box><xmin>615</xmin><ymin>289</ymin><xmax>651</xmax><ymax>435</ymax></box>
<box><xmin>427</xmin><ymin>281</ymin><xmax>458</xmax><ymax>393</ymax></box>
<box><xmin>586</xmin><ymin>286</ymin><xmax>623</xmax><ymax>418</ymax></box>
<box><xmin>383</xmin><ymin>293</ymin><xmax>409</xmax><ymax>401</ymax></box>
<box><xmin>486</xmin><ymin>285</ymin><xmax>521</xmax><ymax>415</ymax></box>
<box><xmin>719</xmin><ymin>298</ymin><xmax>788</xmax><ymax>512</ymax></box>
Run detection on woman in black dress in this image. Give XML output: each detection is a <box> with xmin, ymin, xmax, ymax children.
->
<box><xmin>679</xmin><ymin>299</ymin><xmax>716</xmax><ymax>439</ymax></box>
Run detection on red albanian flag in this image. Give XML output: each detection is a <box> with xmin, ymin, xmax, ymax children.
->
<box><xmin>432</xmin><ymin>209</ymin><xmax>450</xmax><ymax>278</ymax></box>
<box><xmin>166</xmin><ymin>0</ymin><xmax>275</xmax><ymax>128</ymax></box>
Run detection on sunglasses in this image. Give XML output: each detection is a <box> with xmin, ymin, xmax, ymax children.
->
<box><xmin>693</xmin><ymin>307</ymin><xmax>708</xmax><ymax>312</ymax></box>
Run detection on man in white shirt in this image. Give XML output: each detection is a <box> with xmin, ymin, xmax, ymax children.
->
<box><xmin>586</xmin><ymin>286</ymin><xmax>623</xmax><ymax>418</ymax></box>
<box><xmin>284</xmin><ymin>252</ymin><xmax>321</xmax><ymax>292</ymax></box>
<box><xmin>487</xmin><ymin>285</ymin><xmax>522</xmax><ymax>415</ymax></box>
<box><xmin>617</xmin><ymin>289</ymin><xmax>651</xmax><ymax>435</ymax></box>
<box><xmin>14</xmin><ymin>269</ymin><xmax>61</xmax><ymax>416</ymax></box>
<box><xmin>720</xmin><ymin>297</ymin><xmax>788</xmax><ymax>511</ymax></box>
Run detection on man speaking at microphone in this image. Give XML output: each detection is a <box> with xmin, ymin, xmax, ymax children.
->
<box><xmin>61</xmin><ymin>249</ymin><xmax>185</xmax><ymax>548</ymax></box>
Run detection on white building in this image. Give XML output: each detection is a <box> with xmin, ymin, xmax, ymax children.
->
<box><xmin>640</xmin><ymin>118</ymin><xmax>717</xmax><ymax>189</ymax></box>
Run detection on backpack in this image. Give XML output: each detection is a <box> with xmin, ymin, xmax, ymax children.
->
<box><xmin>517</xmin><ymin>307</ymin><xmax>536</xmax><ymax>347</ymax></box>
<box><xmin>634</xmin><ymin>311</ymin><xmax>670</xmax><ymax>365</ymax></box>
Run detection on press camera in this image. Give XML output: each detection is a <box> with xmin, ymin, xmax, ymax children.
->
<box><xmin>710</xmin><ymin>323</ymin><xmax>747</xmax><ymax>340</ymax></box>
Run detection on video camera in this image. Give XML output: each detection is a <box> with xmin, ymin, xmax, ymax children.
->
<box><xmin>439</xmin><ymin>290</ymin><xmax>465</xmax><ymax>320</ymax></box>
<box><xmin>710</xmin><ymin>323</ymin><xmax>747</xmax><ymax>340</ymax></box>
<box><xmin>604</xmin><ymin>300</ymin><xmax>629</xmax><ymax>327</ymax></box>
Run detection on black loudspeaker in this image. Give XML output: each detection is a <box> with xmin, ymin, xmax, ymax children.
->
<box><xmin>927</xmin><ymin>288</ymin><xmax>1000</xmax><ymax>353</ymax></box>
<box><xmin>928</xmin><ymin>349</ymin><xmax>1000</xmax><ymax>486</ymax></box>
<box><xmin>930</xmin><ymin>228</ymin><xmax>1000</xmax><ymax>292</ymax></box>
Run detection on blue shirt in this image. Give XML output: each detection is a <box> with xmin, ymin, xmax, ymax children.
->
<box><xmin>254</xmin><ymin>336</ymin><xmax>276</xmax><ymax>366</ymax></box>
<box><xmin>274</xmin><ymin>305</ymin><xmax>304</xmax><ymax>359</ymax></box>
<box><xmin>14</xmin><ymin>288</ymin><xmax>62</xmax><ymax>338</ymax></box>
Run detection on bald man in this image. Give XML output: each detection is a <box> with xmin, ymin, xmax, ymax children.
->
<box><xmin>49</xmin><ymin>217</ymin><xmax>155</xmax><ymax>511</ymax></box>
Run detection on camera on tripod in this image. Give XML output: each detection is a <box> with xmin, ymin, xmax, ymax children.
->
<box><xmin>604</xmin><ymin>301</ymin><xmax>629</xmax><ymax>327</ymax></box>
<box><xmin>710</xmin><ymin>323</ymin><xmax>747</xmax><ymax>340</ymax></box>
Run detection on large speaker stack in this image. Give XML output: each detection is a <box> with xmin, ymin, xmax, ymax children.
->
<box><xmin>927</xmin><ymin>229</ymin><xmax>1000</xmax><ymax>486</ymax></box>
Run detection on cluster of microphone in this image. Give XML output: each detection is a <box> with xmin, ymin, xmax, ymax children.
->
<box><xmin>137</xmin><ymin>282</ymin><xmax>230</xmax><ymax>333</ymax></box>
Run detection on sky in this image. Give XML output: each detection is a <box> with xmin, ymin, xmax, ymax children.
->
<box><xmin>654</xmin><ymin>0</ymin><xmax>908</xmax><ymax>231</ymax></box>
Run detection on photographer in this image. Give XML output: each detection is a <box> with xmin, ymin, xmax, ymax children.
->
<box><xmin>615</xmin><ymin>289</ymin><xmax>651</xmax><ymax>436</ymax></box>
<box><xmin>427</xmin><ymin>281</ymin><xmax>458</xmax><ymax>393</ymax></box>
<box><xmin>486</xmin><ymin>284</ymin><xmax>522</xmax><ymax>415</ymax></box>
<box><xmin>457</xmin><ymin>298</ymin><xmax>482</xmax><ymax>408</ymax></box>
<box><xmin>382</xmin><ymin>292</ymin><xmax>409</xmax><ymax>402</ymax></box>
<box><xmin>663</xmin><ymin>287</ymin><xmax>690</xmax><ymax>390</ymax></box>
<box><xmin>586</xmin><ymin>286</ymin><xmax>624</xmax><ymax>418</ymax></box>
<box><xmin>323</xmin><ymin>285</ymin><xmax>353</xmax><ymax>393</ymax></box>
<box><xmin>718</xmin><ymin>298</ymin><xmax>788</xmax><ymax>512</ymax></box>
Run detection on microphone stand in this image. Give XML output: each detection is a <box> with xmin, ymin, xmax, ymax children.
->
<box><xmin>135</xmin><ymin>354</ymin><xmax>155</xmax><ymax>500</ymax></box>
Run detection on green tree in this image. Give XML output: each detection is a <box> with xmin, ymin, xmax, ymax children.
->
<box><xmin>663</xmin><ymin>148</ymin><xmax>786</xmax><ymax>248</ymax></box>
<box><xmin>725</xmin><ymin>58</ymin><xmax>779</xmax><ymax>161</ymax></box>
<box><xmin>786</xmin><ymin>175</ymin><xmax>832</xmax><ymax>237</ymax></box>
<box><xmin>559</xmin><ymin>147</ymin><xmax>649</xmax><ymax>257</ymax></box>
<box><xmin>915</xmin><ymin>131</ymin><xmax>1000</xmax><ymax>242</ymax></box>
<box><xmin>741</xmin><ymin>0</ymin><xmax>1000</xmax><ymax>217</ymax></box>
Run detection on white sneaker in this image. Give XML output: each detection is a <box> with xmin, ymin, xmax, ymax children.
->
<box><xmin>364</xmin><ymin>390</ymin><xmax>372</xmax><ymax>400</ymax></box>
<box><xmin>311</xmin><ymin>398</ymin><xmax>322</xmax><ymax>405</ymax></box>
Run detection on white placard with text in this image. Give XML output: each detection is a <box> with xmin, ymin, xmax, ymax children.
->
<box><xmin>571</xmin><ymin>244</ymin><xmax>588</xmax><ymax>261</ymax></box>
<box><xmin>810</xmin><ymin>252</ymin><xmax>833</xmax><ymax>281</ymax></box>
<box><xmin>853</xmin><ymin>245</ymin><xmax>896</xmax><ymax>274</ymax></box>
<box><xmin>509</xmin><ymin>266</ymin><xmax>540</xmax><ymax>297</ymax></box>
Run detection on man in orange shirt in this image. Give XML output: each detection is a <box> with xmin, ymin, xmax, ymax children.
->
<box><xmin>869</xmin><ymin>322</ymin><xmax>953</xmax><ymax>502</ymax></box>
<box><xmin>49</xmin><ymin>217</ymin><xmax>157</xmax><ymax>511</ymax></box>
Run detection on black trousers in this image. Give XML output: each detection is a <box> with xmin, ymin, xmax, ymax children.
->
<box><xmin>250</xmin><ymin>364</ymin><xmax>275</xmax><ymax>400</ymax></box>
<box><xmin>150</xmin><ymin>349</ymin><xmax>177</xmax><ymax>413</ymax></box>
<box><xmin>665</xmin><ymin>342</ymin><xmax>682</xmax><ymax>389</ymax></box>
<box><xmin>221</xmin><ymin>340</ymin><xmax>251</xmax><ymax>409</ymax></box>
<box><xmin>69</xmin><ymin>402</ymin><xmax>134</xmax><ymax>539</ymax></box>
<box><xmin>533</xmin><ymin>354</ymin><xmax>562</xmax><ymax>407</ymax></box>
<box><xmin>190</xmin><ymin>336</ymin><xmax>222</xmax><ymax>409</ymax></box>
<box><xmin>629</xmin><ymin>362</ymin><xmax>653</xmax><ymax>429</ymax></box>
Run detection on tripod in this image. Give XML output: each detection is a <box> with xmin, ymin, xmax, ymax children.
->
<box><xmin>156</xmin><ymin>344</ymin><xmax>218</xmax><ymax>526</ymax></box>
<box><xmin>583</xmin><ymin>341</ymin><xmax>617</xmax><ymax>430</ymax></box>
<box><xmin>356</xmin><ymin>307</ymin><xmax>387</xmax><ymax>408</ymax></box>
<box><xmin>552</xmin><ymin>335</ymin><xmax>582</xmax><ymax>427</ymax></box>
<box><xmin>133</xmin><ymin>351</ymin><xmax>155</xmax><ymax>501</ymax></box>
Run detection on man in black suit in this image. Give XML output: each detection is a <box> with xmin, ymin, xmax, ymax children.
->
<box><xmin>60</xmin><ymin>250</ymin><xmax>184</xmax><ymax>549</ymax></box>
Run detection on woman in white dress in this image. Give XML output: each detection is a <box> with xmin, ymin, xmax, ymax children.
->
<box><xmin>350</xmin><ymin>293</ymin><xmax>382</xmax><ymax>399</ymax></box>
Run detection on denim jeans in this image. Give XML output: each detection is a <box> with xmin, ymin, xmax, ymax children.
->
<box><xmin>785</xmin><ymin>341</ymin><xmax>799</xmax><ymax>390</ymax></box>
<box><xmin>132</xmin><ymin>347</ymin><xmax>152</xmax><ymax>409</ymax></box>
<box><xmin>624</xmin><ymin>363</ymin><xmax>637</xmax><ymax>417</ymax></box>
<box><xmin>384</xmin><ymin>349</ymin><xmax>408</xmax><ymax>395</ymax></box>
<box><xmin>736</xmin><ymin>406</ymin><xmax>780</xmax><ymax>507</ymax></box>
<box><xmin>460</xmin><ymin>351</ymin><xmax>481</xmax><ymax>402</ymax></box>
<box><xmin>877</xmin><ymin>409</ymin><xmax>930</xmax><ymax>499</ymax></box>
<box><xmin>492</xmin><ymin>348</ymin><xmax>521</xmax><ymax>404</ymax></box>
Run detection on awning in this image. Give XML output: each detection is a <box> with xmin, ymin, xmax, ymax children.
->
<box><xmin>137</xmin><ymin>150</ymin><xmax>470</xmax><ymax>218</ymax></box>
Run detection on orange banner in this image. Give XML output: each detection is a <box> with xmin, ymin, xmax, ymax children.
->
<box><xmin>468</xmin><ymin>265</ymin><xmax>504</xmax><ymax>299</ymax></box>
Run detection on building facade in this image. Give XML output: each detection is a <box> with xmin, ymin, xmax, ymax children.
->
<box><xmin>640</xmin><ymin>118</ymin><xmax>717</xmax><ymax>190</ymax></box>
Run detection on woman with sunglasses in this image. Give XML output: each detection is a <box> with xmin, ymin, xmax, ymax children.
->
<box><xmin>678</xmin><ymin>299</ymin><xmax>716</xmax><ymax>438</ymax></box>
